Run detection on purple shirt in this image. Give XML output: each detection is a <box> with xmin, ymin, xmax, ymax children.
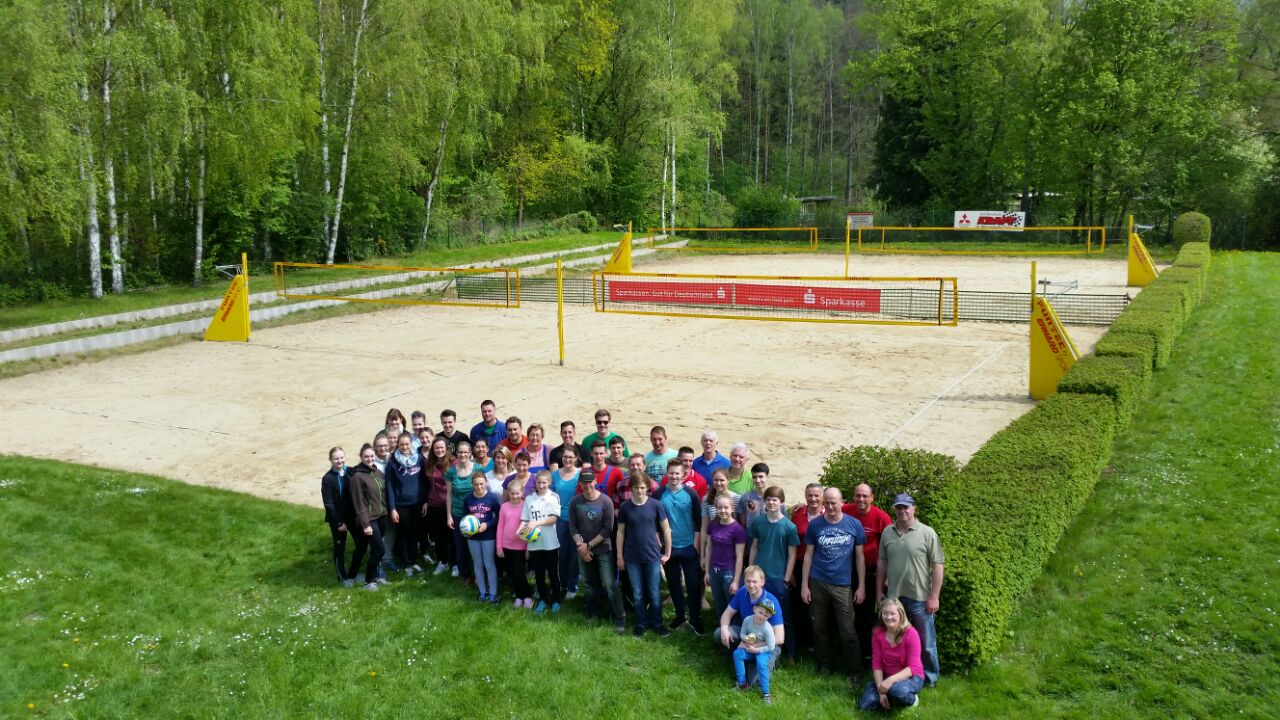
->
<box><xmin>707</xmin><ymin>519</ymin><xmax>747</xmax><ymax>571</ymax></box>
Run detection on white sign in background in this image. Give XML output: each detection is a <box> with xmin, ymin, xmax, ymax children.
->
<box><xmin>953</xmin><ymin>210</ymin><xmax>1026</xmax><ymax>231</ymax></box>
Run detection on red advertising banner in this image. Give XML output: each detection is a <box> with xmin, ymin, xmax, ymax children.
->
<box><xmin>608</xmin><ymin>280</ymin><xmax>881</xmax><ymax>313</ymax></box>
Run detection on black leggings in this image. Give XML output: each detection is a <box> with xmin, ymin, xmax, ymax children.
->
<box><xmin>348</xmin><ymin>518</ymin><xmax>387</xmax><ymax>584</ymax></box>
<box><xmin>393</xmin><ymin>503</ymin><xmax>423</xmax><ymax>568</ymax></box>
<box><xmin>529</xmin><ymin>549</ymin><xmax>561</xmax><ymax>605</ymax></box>
<box><xmin>328</xmin><ymin>523</ymin><xmax>349</xmax><ymax>582</ymax></box>
<box><xmin>425</xmin><ymin>504</ymin><xmax>452</xmax><ymax>566</ymax></box>
<box><xmin>503</xmin><ymin>549</ymin><xmax>532</xmax><ymax>600</ymax></box>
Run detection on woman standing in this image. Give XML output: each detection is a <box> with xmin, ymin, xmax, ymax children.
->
<box><xmin>444</xmin><ymin>441</ymin><xmax>478</xmax><ymax>583</ymax></box>
<box><xmin>486</xmin><ymin>447</ymin><xmax>514</xmax><ymax>496</ymax></box>
<box><xmin>524</xmin><ymin>423</ymin><xmax>551</xmax><ymax>473</ymax></box>
<box><xmin>422</xmin><ymin>436</ymin><xmax>454</xmax><ymax>576</ymax></box>
<box><xmin>320</xmin><ymin>446</ymin><xmax>352</xmax><ymax>586</ymax></box>
<box><xmin>550</xmin><ymin>447</ymin><xmax>582</xmax><ymax>599</ymax></box>
<box><xmin>346</xmin><ymin>444</ymin><xmax>388</xmax><ymax>591</ymax></box>
<box><xmin>385</xmin><ymin>432</ymin><xmax>425</xmax><ymax>576</ymax></box>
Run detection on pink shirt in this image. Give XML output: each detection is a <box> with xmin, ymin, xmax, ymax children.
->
<box><xmin>497</xmin><ymin>501</ymin><xmax>528</xmax><ymax>551</ymax></box>
<box><xmin>871</xmin><ymin>625</ymin><xmax>924</xmax><ymax>679</ymax></box>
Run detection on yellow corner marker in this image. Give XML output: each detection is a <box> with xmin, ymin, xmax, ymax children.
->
<box><xmin>204</xmin><ymin>273</ymin><xmax>250</xmax><ymax>342</ymax></box>
<box><xmin>602</xmin><ymin>222</ymin><xmax>633</xmax><ymax>274</ymax></box>
<box><xmin>1127</xmin><ymin>231</ymin><xmax>1158</xmax><ymax>287</ymax></box>
<box><xmin>1029</xmin><ymin>296</ymin><xmax>1078</xmax><ymax>400</ymax></box>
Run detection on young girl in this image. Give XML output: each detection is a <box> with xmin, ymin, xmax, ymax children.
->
<box><xmin>385</xmin><ymin>433</ymin><xmax>424</xmax><ymax>576</ymax></box>
<box><xmin>486</xmin><ymin>447</ymin><xmax>513</xmax><ymax>496</ymax></box>
<box><xmin>550</xmin><ymin>448</ymin><xmax>582</xmax><ymax>599</ymax></box>
<box><xmin>497</xmin><ymin>482</ymin><xmax>533</xmax><ymax>608</ymax></box>
<box><xmin>463</xmin><ymin>471</ymin><xmax>503</xmax><ymax>603</ymax></box>
<box><xmin>346</xmin><ymin>444</ymin><xmax>388</xmax><ymax>590</ymax></box>
<box><xmin>734</xmin><ymin>599</ymin><xmax>778</xmax><ymax>705</ymax></box>
<box><xmin>320</xmin><ymin>446</ymin><xmax>352</xmax><ymax>586</ymax></box>
<box><xmin>383</xmin><ymin>408</ymin><xmax>408</xmax><ymax>443</ymax></box>
<box><xmin>701</xmin><ymin>468</ymin><xmax>741</xmax><ymax>524</ymax></box>
<box><xmin>422</xmin><ymin>436</ymin><xmax>454</xmax><ymax>575</ymax></box>
<box><xmin>857</xmin><ymin>599</ymin><xmax>925</xmax><ymax>712</ymax></box>
<box><xmin>444</xmin><ymin>441</ymin><xmax>477</xmax><ymax>582</ymax></box>
<box><xmin>524</xmin><ymin>423</ymin><xmax>550</xmax><ymax>473</ymax></box>
<box><xmin>473</xmin><ymin>439</ymin><xmax>493</xmax><ymax>474</ymax></box>
<box><xmin>520</xmin><ymin>470</ymin><xmax>562</xmax><ymax>613</ymax></box>
<box><xmin>704</xmin><ymin>494</ymin><xmax>747</xmax><ymax>618</ymax></box>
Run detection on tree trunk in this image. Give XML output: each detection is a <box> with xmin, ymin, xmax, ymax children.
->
<box><xmin>317</xmin><ymin>0</ymin><xmax>332</xmax><ymax>253</ymax></box>
<box><xmin>660</xmin><ymin>142</ymin><xmax>668</xmax><ymax>229</ymax></box>
<box><xmin>669</xmin><ymin>134</ymin><xmax>677</xmax><ymax>229</ymax></box>
<box><xmin>79</xmin><ymin>81</ymin><xmax>103</xmax><ymax>299</ymax></box>
<box><xmin>101</xmin><ymin>8</ymin><xmax>124</xmax><ymax>294</ymax></box>
<box><xmin>784</xmin><ymin>30</ymin><xmax>794</xmax><ymax>192</ymax></box>
<box><xmin>420</xmin><ymin>115</ymin><xmax>448</xmax><ymax>246</ymax></box>
<box><xmin>193</xmin><ymin>119</ymin><xmax>206</xmax><ymax>286</ymax></box>
<box><xmin>326</xmin><ymin>0</ymin><xmax>369</xmax><ymax>265</ymax></box>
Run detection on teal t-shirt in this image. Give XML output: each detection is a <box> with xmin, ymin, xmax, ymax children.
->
<box><xmin>446</xmin><ymin>463</ymin><xmax>477</xmax><ymax>516</ymax></box>
<box><xmin>748</xmin><ymin>515</ymin><xmax>800</xmax><ymax>580</ymax></box>
<box><xmin>660</xmin><ymin>485</ymin><xmax>698</xmax><ymax>549</ymax></box>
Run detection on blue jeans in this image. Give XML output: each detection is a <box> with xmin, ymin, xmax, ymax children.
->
<box><xmin>899</xmin><ymin>596</ymin><xmax>939</xmax><ymax>685</ymax></box>
<box><xmin>708</xmin><ymin>568</ymin><xmax>736</xmax><ymax>619</ymax></box>
<box><xmin>467</xmin><ymin>538</ymin><xmax>497</xmax><ymax>598</ymax></box>
<box><xmin>555</xmin><ymin>519</ymin><xmax>580</xmax><ymax>593</ymax></box>
<box><xmin>664</xmin><ymin>545</ymin><xmax>703</xmax><ymax>628</ymax></box>
<box><xmin>626</xmin><ymin>561</ymin><xmax>662</xmax><ymax>630</ymax></box>
<box><xmin>579</xmin><ymin>551</ymin><xmax>625</xmax><ymax>625</ymax></box>
<box><xmin>858</xmin><ymin>675</ymin><xmax>923</xmax><ymax>711</ymax></box>
<box><xmin>733</xmin><ymin>647</ymin><xmax>773</xmax><ymax>694</ymax></box>
<box><xmin>763</xmin><ymin>578</ymin><xmax>791</xmax><ymax>657</ymax></box>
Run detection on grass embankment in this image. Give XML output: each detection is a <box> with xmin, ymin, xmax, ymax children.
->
<box><xmin>0</xmin><ymin>231</ymin><xmax>623</xmax><ymax>332</ymax></box>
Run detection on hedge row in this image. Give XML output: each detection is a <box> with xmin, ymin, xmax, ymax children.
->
<box><xmin>818</xmin><ymin>445</ymin><xmax>960</xmax><ymax>519</ymax></box>
<box><xmin>827</xmin><ymin>242</ymin><xmax>1215</xmax><ymax>670</ymax></box>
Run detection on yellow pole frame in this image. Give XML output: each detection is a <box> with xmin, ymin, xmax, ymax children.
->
<box><xmin>556</xmin><ymin>258</ymin><xmax>565</xmax><ymax>366</ymax></box>
<box><xmin>854</xmin><ymin>225</ymin><xmax>1108</xmax><ymax>256</ymax></box>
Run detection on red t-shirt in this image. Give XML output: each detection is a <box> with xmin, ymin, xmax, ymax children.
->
<box><xmin>791</xmin><ymin>506</ymin><xmax>823</xmax><ymax>544</ymax></box>
<box><xmin>661</xmin><ymin>470</ymin><xmax>708</xmax><ymax>501</ymax></box>
<box><xmin>500</xmin><ymin>436</ymin><xmax>529</xmax><ymax>456</ymax></box>
<box><xmin>842</xmin><ymin>503</ymin><xmax>893</xmax><ymax>568</ymax></box>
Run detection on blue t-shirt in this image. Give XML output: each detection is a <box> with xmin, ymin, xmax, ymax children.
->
<box><xmin>749</xmin><ymin>515</ymin><xmax>800</xmax><ymax>581</ymax></box>
<box><xmin>619</xmin><ymin>499</ymin><xmax>668</xmax><ymax>564</ymax></box>
<box><xmin>691</xmin><ymin>452</ymin><xmax>730</xmax><ymax>482</ymax></box>
<box><xmin>550</xmin><ymin>469</ymin><xmax>580</xmax><ymax>517</ymax></box>
<box><xmin>727</xmin><ymin>586</ymin><xmax>784</xmax><ymax>627</ymax></box>
<box><xmin>644</xmin><ymin>449</ymin><xmax>678</xmax><ymax>483</ymax></box>
<box><xmin>463</xmin><ymin>492</ymin><xmax>502</xmax><ymax>542</ymax></box>
<box><xmin>469</xmin><ymin>420</ymin><xmax>507</xmax><ymax>448</ymax></box>
<box><xmin>658</xmin><ymin>484</ymin><xmax>698</xmax><ymax>549</ymax></box>
<box><xmin>805</xmin><ymin>514</ymin><xmax>866</xmax><ymax>586</ymax></box>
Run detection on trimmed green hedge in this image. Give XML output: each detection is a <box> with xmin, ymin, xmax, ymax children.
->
<box><xmin>818</xmin><ymin>445</ymin><xmax>960</xmax><ymax>519</ymax></box>
<box><xmin>1131</xmin><ymin>283</ymin><xmax>1193</xmax><ymax>322</ymax></box>
<box><xmin>1172</xmin><ymin>211</ymin><xmax>1211</xmax><ymax>248</ymax></box>
<box><xmin>930</xmin><ymin>393</ymin><xmax>1118</xmax><ymax>667</ymax></box>
<box><xmin>1110</xmin><ymin>307</ymin><xmax>1181</xmax><ymax>368</ymax></box>
<box><xmin>1156</xmin><ymin>266</ymin><xmax>1205</xmax><ymax>305</ymax></box>
<box><xmin>1057</xmin><ymin>354</ymin><xmax>1150</xmax><ymax>427</ymax></box>
<box><xmin>1094</xmin><ymin>329</ymin><xmax>1158</xmax><ymax>371</ymax></box>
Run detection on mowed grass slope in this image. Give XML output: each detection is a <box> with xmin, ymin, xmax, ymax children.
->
<box><xmin>2</xmin><ymin>252</ymin><xmax>1275</xmax><ymax>718</ymax></box>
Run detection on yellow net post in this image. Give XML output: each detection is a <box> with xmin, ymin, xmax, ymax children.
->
<box><xmin>556</xmin><ymin>258</ymin><xmax>565</xmax><ymax>366</ymax></box>
<box><xmin>1029</xmin><ymin>261</ymin><xmax>1080</xmax><ymax>399</ymax></box>
<box><xmin>603</xmin><ymin>222</ymin><xmax>633</xmax><ymax>274</ymax></box>
<box><xmin>1127</xmin><ymin>214</ymin><xmax>1159</xmax><ymax>287</ymax></box>
<box><xmin>204</xmin><ymin>252</ymin><xmax>251</xmax><ymax>342</ymax></box>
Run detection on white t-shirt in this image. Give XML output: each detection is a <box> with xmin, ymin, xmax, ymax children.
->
<box><xmin>520</xmin><ymin>491</ymin><xmax>562</xmax><ymax>551</ymax></box>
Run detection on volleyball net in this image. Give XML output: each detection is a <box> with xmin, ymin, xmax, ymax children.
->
<box><xmin>852</xmin><ymin>226</ymin><xmax>1107</xmax><ymax>257</ymax></box>
<box><xmin>646</xmin><ymin>226</ymin><xmax>819</xmax><ymax>253</ymax></box>
<box><xmin>273</xmin><ymin>262</ymin><xmax>521</xmax><ymax>308</ymax></box>
<box><xmin>592</xmin><ymin>271</ymin><xmax>958</xmax><ymax>327</ymax></box>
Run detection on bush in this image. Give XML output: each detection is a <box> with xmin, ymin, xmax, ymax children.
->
<box><xmin>733</xmin><ymin>186</ymin><xmax>801</xmax><ymax>228</ymax></box>
<box><xmin>1110</xmin><ymin>307</ymin><xmax>1181</xmax><ymax>368</ymax></box>
<box><xmin>1152</xmin><ymin>267</ymin><xmax>1203</xmax><ymax>308</ymax></box>
<box><xmin>1094</xmin><ymin>329</ymin><xmax>1158</xmax><ymax>372</ymax></box>
<box><xmin>931</xmin><ymin>393</ymin><xmax>1117</xmax><ymax>667</ymax></box>
<box><xmin>1130</xmin><ymin>284</ymin><xmax>1192</xmax><ymax>323</ymax></box>
<box><xmin>1174</xmin><ymin>242</ymin><xmax>1211</xmax><ymax>269</ymax></box>
<box><xmin>818</xmin><ymin>446</ymin><xmax>960</xmax><ymax>522</ymax></box>
<box><xmin>550</xmin><ymin>210</ymin><xmax>598</xmax><ymax>234</ymax></box>
<box><xmin>1171</xmin><ymin>212</ymin><xmax>1211</xmax><ymax>248</ymax></box>
<box><xmin>1057</xmin><ymin>354</ymin><xmax>1150</xmax><ymax>427</ymax></box>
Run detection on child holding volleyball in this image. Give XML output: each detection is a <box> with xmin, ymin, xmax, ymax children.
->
<box><xmin>520</xmin><ymin>470</ymin><xmax>563</xmax><ymax>613</ymax></box>
<box><xmin>462</xmin><ymin>471</ymin><xmax>502</xmax><ymax>603</ymax></box>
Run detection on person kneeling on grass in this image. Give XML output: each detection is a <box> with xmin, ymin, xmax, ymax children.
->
<box><xmin>733</xmin><ymin>598</ymin><xmax>779</xmax><ymax>706</ymax></box>
<box><xmin>857</xmin><ymin>598</ymin><xmax>925</xmax><ymax>712</ymax></box>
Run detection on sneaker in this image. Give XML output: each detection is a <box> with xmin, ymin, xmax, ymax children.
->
<box><xmin>434</xmin><ymin>562</ymin><xmax>449</xmax><ymax>575</ymax></box>
<box><xmin>564</xmin><ymin>591</ymin><xmax>577</xmax><ymax>601</ymax></box>
<box><xmin>654</xmin><ymin>626</ymin><xmax>671</xmax><ymax>638</ymax></box>
<box><xmin>632</xmin><ymin>626</ymin><xmax>645</xmax><ymax>638</ymax></box>
<box><xmin>478</xmin><ymin>594</ymin><xmax>488</xmax><ymax>603</ymax></box>
<box><xmin>451</xmin><ymin>566</ymin><xmax>460</xmax><ymax>577</ymax></box>
<box><xmin>513</xmin><ymin>598</ymin><xmax>523</xmax><ymax>608</ymax></box>
<box><xmin>762</xmin><ymin>693</ymin><xmax>773</xmax><ymax>706</ymax></box>
<box><xmin>534</xmin><ymin>601</ymin><xmax>548</xmax><ymax>614</ymax></box>
<box><xmin>734</xmin><ymin>682</ymin><xmax>748</xmax><ymax>691</ymax></box>
<box><xmin>909</xmin><ymin>696</ymin><xmax>919</xmax><ymax>708</ymax></box>
<box><xmin>383</xmin><ymin>561</ymin><xmax>400</xmax><ymax>573</ymax></box>
<box><xmin>551</xmin><ymin>603</ymin><xmax>561</xmax><ymax>614</ymax></box>
<box><xmin>362</xmin><ymin>582</ymin><xmax>379</xmax><ymax>592</ymax></box>
<box><xmin>403</xmin><ymin>567</ymin><xmax>415</xmax><ymax>578</ymax></box>
<box><xmin>523</xmin><ymin>598</ymin><xmax>534</xmax><ymax>609</ymax></box>
<box><xmin>689</xmin><ymin>623</ymin><xmax>705</xmax><ymax>636</ymax></box>
<box><xmin>614</xmin><ymin>624</ymin><xmax>626</xmax><ymax>636</ymax></box>
<box><xmin>340</xmin><ymin>578</ymin><xmax>354</xmax><ymax>588</ymax></box>
<box><xmin>411</xmin><ymin>564</ymin><xmax>424</xmax><ymax>574</ymax></box>
<box><xmin>375</xmin><ymin>577</ymin><xmax>390</xmax><ymax>586</ymax></box>
<box><xmin>489</xmin><ymin>596</ymin><xmax>500</xmax><ymax>605</ymax></box>
<box><xmin>668</xmin><ymin>618</ymin><xmax>685</xmax><ymax>630</ymax></box>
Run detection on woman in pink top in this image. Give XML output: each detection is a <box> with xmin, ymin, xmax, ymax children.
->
<box><xmin>524</xmin><ymin>423</ymin><xmax>550</xmax><ymax>473</ymax></box>
<box><xmin>857</xmin><ymin>598</ymin><xmax>925</xmax><ymax>711</ymax></box>
<box><xmin>496</xmin><ymin>483</ymin><xmax>533</xmax><ymax>608</ymax></box>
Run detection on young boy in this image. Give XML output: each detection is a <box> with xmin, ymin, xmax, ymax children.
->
<box><xmin>748</xmin><ymin>484</ymin><xmax>800</xmax><ymax>658</ymax></box>
<box><xmin>734</xmin><ymin>598</ymin><xmax>778</xmax><ymax>705</ymax></box>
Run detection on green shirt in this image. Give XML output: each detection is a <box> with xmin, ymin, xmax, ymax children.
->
<box><xmin>748</xmin><ymin>514</ymin><xmax>800</xmax><ymax>581</ymax></box>
<box><xmin>727</xmin><ymin>468</ymin><xmax>753</xmax><ymax>495</ymax></box>
<box><xmin>879</xmin><ymin>520</ymin><xmax>944</xmax><ymax>602</ymax></box>
<box><xmin>445</xmin><ymin>463</ymin><xmax>477</xmax><ymax>516</ymax></box>
<box><xmin>581</xmin><ymin>431</ymin><xmax>629</xmax><ymax>458</ymax></box>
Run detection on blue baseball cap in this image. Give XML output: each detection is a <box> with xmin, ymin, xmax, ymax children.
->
<box><xmin>892</xmin><ymin>493</ymin><xmax>915</xmax><ymax>507</ymax></box>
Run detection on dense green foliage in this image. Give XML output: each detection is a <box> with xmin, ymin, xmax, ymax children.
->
<box><xmin>1094</xmin><ymin>329</ymin><xmax>1158</xmax><ymax>371</ymax></box>
<box><xmin>1</xmin><ymin>0</ymin><xmax>1276</xmax><ymax>302</ymax></box>
<box><xmin>817</xmin><ymin>445</ymin><xmax>959</xmax><ymax>519</ymax></box>
<box><xmin>1171</xmin><ymin>211</ymin><xmax>1212</xmax><ymax>248</ymax></box>
<box><xmin>1056</xmin><ymin>354</ymin><xmax>1150</xmax><ymax>427</ymax></box>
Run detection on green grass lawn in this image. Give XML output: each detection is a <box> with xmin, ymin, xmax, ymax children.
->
<box><xmin>1</xmin><ymin>252</ymin><xmax>1273</xmax><ymax>718</ymax></box>
<box><xmin>0</xmin><ymin>231</ymin><xmax>623</xmax><ymax>332</ymax></box>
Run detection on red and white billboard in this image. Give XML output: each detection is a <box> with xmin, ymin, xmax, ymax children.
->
<box><xmin>608</xmin><ymin>280</ymin><xmax>881</xmax><ymax>314</ymax></box>
<box><xmin>953</xmin><ymin>210</ymin><xmax>1025</xmax><ymax>231</ymax></box>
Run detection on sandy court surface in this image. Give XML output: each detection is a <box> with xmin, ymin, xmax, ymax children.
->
<box><xmin>0</xmin><ymin>253</ymin><xmax>1126</xmax><ymax>509</ymax></box>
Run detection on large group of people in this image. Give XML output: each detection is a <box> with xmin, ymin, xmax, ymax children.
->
<box><xmin>320</xmin><ymin>403</ymin><xmax>945</xmax><ymax>711</ymax></box>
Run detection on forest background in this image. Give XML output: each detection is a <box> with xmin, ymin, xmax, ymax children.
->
<box><xmin>2</xmin><ymin>0</ymin><xmax>1277</xmax><ymax>302</ymax></box>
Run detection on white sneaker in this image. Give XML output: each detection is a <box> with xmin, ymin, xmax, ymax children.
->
<box><xmin>411</xmin><ymin>564</ymin><xmax>424</xmax><ymax>574</ymax></box>
<box><xmin>564</xmin><ymin>591</ymin><xmax>577</xmax><ymax>601</ymax></box>
<box><xmin>362</xmin><ymin>582</ymin><xmax>379</xmax><ymax>592</ymax></box>
<box><xmin>404</xmin><ymin>567</ymin><xmax>415</xmax><ymax>578</ymax></box>
<box><xmin>434</xmin><ymin>562</ymin><xmax>449</xmax><ymax>575</ymax></box>
<box><xmin>451</xmin><ymin>566</ymin><xmax>460</xmax><ymax>577</ymax></box>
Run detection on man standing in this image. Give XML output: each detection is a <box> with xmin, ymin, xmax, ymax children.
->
<box><xmin>656</xmin><ymin>460</ymin><xmax>705</xmax><ymax>635</ymax></box>
<box><xmin>581</xmin><ymin>408</ymin><xmax>628</xmax><ymax>458</ymax></box>
<box><xmin>877</xmin><ymin>493</ymin><xmax>944</xmax><ymax>687</ymax></box>
<box><xmin>617</xmin><ymin>474</ymin><xmax>672</xmax><ymax>638</ymax></box>
<box><xmin>691</xmin><ymin>430</ymin><xmax>730</xmax><ymax>484</ymax></box>
<box><xmin>644</xmin><ymin>426</ymin><xmax>678</xmax><ymax>481</ymax></box>
<box><xmin>438</xmin><ymin>410</ymin><xmax>469</xmax><ymax>454</ymax></box>
<box><xmin>725</xmin><ymin>443</ymin><xmax>753</xmax><ymax>494</ymax></box>
<box><xmin>748</xmin><ymin>485</ymin><xmax>800</xmax><ymax>659</ymax></box>
<box><xmin>843</xmin><ymin>483</ymin><xmax>893</xmax><ymax>665</ymax></box>
<box><xmin>587</xmin><ymin>442</ymin><xmax>625</xmax><ymax>506</ymax></box>
<box><xmin>801</xmin><ymin>487</ymin><xmax>866</xmax><ymax>683</ymax></box>
<box><xmin>569</xmin><ymin>471</ymin><xmax>625</xmax><ymax>634</ymax></box>
<box><xmin>469</xmin><ymin>400</ymin><xmax>507</xmax><ymax>448</ymax></box>
<box><xmin>674</xmin><ymin>446</ymin><xmax>708</xmax><ymax>500</ymax></box>
<box><xmin>499</xmin><ymin>416</ymin><xmax>528</xmax><ymax>455</ymax></box>
<box><xmin>549</xmin><ymin>420</ymin><xmax>584</xmax><ymax>470</ymax></box>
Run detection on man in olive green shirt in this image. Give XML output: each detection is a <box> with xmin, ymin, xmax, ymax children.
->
<box><xmin>876</xmin><ymin>493</ymin><xmax>944</xmax><ymax>687</ymax></box>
